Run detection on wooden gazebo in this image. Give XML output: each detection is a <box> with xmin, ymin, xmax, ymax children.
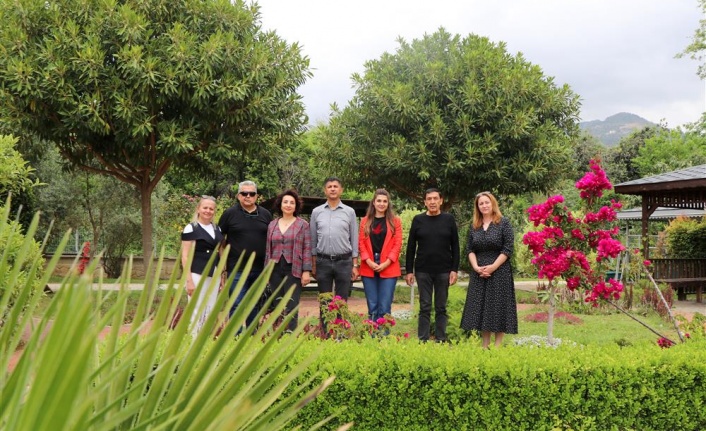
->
<box><xmin>614</xmin><ymin>164</ymin><xmax>706</xmax><ymax>302</ymax></box>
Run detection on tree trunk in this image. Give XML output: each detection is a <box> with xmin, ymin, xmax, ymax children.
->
<box><xmin>140</xmin><ymin>181</ymin><xmax>154</xmax><ymax>280</ymax></box>
<box><xmin>547</xmin><ymin>281</ymin><xmax>557</xmax><ymax>345</ymax></box>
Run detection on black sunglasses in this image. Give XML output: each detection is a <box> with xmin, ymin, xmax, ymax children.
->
<box><xmin>239</xmin><ymin>191</ymin><xmax>257</xmax><ymax>197</ymax></box>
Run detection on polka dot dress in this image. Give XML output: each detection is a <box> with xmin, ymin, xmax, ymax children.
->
<box><xmin>460</xmin><ymin>216</ymin><xmax>518</xmax><ymax>334</ymax></box>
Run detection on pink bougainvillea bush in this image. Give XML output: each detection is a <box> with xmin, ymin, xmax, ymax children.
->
<box><xmin>523</xmin><ymin>159</ymin><xmax>625</xmax><ymax>305</ymax></box>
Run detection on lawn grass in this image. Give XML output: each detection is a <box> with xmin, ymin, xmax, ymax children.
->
<box><xmin>36</xmin><ymin>283</ymin><xmax>685</xmax><ymax>347</ymax></box>
<box><xmin>382</xmin><ymin>285</ymin><xmax>683</xmax><ymax>346</ymax></box>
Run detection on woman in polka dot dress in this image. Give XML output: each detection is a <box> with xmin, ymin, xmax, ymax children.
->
<box><xmin>460</xmin><ymin>192</ymin><xmax>518</xmax><ymax>348</ymax></box>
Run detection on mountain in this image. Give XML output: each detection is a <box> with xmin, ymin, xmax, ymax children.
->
<box><xmin>579</xmin><ymin>112</ymin><xmax>656</xmax><ymax>147</ymax></box>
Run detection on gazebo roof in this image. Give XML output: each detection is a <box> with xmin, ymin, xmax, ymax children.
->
<box><xmin>617</xmin><ymin>206</ymin><xmax>704</xmax><ymax>221</ymax></box>
<box><xmin>614</xmin><ymin>164</ymin><xmax>706</xmax><ymax>210</ymax></box>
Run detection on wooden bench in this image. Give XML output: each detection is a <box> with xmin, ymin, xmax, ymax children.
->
<box><xmin>651</xmin><ymin>259</ymin><xmax>706</xmax><ymax>303</ymax></box>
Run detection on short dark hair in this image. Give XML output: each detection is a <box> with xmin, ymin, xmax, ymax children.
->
<box><xmin>272</xmin><ymin>189</ymin><xmax>303</xmax><ymax>216</ymax></box>
<box><xmin>424</xmin><ymin>188</ymin><xmax>442</xmax><ymax>198</ymax></box>
<box><xmin>323</xmin><ymin>176</ymin><xmax>342</xmax><ymax>187</ymax></box>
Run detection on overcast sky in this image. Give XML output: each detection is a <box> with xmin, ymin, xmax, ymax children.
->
<box><xmin>255</xmin><ymin>0</ymin><xmax>703</xmax><ymax>128</ymax></box>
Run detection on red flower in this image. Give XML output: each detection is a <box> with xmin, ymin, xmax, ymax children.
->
<box><xmin>657</xmin><ymin>337</ymin><xmax>674</xmax><ymax>349</ymax></box>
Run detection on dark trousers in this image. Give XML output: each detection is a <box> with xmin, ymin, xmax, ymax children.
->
<box><xmin>316</xmin><ymin>257</ymin><xmax>352</xmax><ymax>299</ymax></box>
<box><xmin>417</xmin><ymin>272</ymin><xmax>450</xmax><ymax>341</ymax></box>
<box><xmin>268</xmin><ymin>259</ymin><xmax>302</xmax><ymax>331</ymax></box>
<box><xmin>228</xmin><ymin>269</ymin><xmax>262</xmax><ymax>330</ymax></box>
<box><xmin>316</xmin><ymin>256</ymin><xmax>352</xmax><ymax>337</ymax></box>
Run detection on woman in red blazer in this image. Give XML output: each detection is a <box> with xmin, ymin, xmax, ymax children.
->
<box><xmin>359</xmin><ymin>189</ymin><xmax>403</xmax><ymax>322</ymax></box>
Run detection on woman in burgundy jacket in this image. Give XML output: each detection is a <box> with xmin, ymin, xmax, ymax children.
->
<box><xmin>265</xmin><ymin>189</ymin><xmax>312</xmax><ymax>332</ymax></box>
<box><xmin>358</xmin><ymin>189</ymin><xmax>403</xmax><ymax>322</ymax></box>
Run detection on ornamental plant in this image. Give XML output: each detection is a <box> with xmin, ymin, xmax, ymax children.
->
<box><xmin>1</xmin><ymin>207</ymin><xmax>333</xmax><ymax>430</ymax></box>
<box><xmin>76</xmin><ymin>241</ymin><xmax>91</xmax><ymax>275</ymax></box>
<box><xmin>319</xmin><ymin>293</ymin><xmax>397</xmax><ymax>340</ymax></box>
<box><xmin>523</xmin><ymin>159</ymin><xmax>626</xmax><ymax>343</ymax></box>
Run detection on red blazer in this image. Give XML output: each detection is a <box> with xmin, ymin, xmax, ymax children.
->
<box><xmin>358</xmin><ymin>216</ymin><xmax>403</xmax><ymax>278</ymax></box>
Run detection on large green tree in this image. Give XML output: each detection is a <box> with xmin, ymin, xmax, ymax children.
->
<box><xmin>317</xmin><ymin>29</ymin><xmax>581</xmax><ymax>207</ymax></box>
<box><xmin>634</xmin><ymin>127</ymin><xmax>706</xmax><ymax>176</ymax></box>
<box><xmin>0</xmin><ymin>0</ymin><xmax>310</xmax><ymax>265</ymax></box>
<box><xmin>677</xmin><ymin>0</ymin><xmax>706</xmax><ymax>79</ymax></box>
<box><xmin>603</xmin><ymin>126</ymin><xmax>663</xmax><ymax>185</ymax></box>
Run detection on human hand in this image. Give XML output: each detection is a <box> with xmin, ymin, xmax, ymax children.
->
<box><xmin>449</xmin><ymin>271</ymin><xmax>458</xmax><ymax>285</ymax></box>
<box><xmin>478</xmin><ymin>265</ymin><xmax>494</xmax><ymax>278</ymax></box>
<box><xmin>301</xmin><ymin>271</ymin><xmax>311</xmax><ymax>286</ymax></box>
<box><xmin>367</xmin><ymin>259</ymin><xmax>380</xmax><ymax>272</ymax></box>
<box><xmin>351</xmin><ymin>266</ymin><xmax>359</xmax><ymax>281</ymax></box>
<box><xmin>374</xmin><ymin>260</ymin><xmax>389</xmax><ymax>273</ymax></box>
<box><xmin>405</xmin><ymin>273</ymin><xmax>415</xmax><ymax>286</ymax></box>
<box><xmin>186</xmin><ymin>279</ymin><xmax>195</xmax><ymax>296</ymax></box>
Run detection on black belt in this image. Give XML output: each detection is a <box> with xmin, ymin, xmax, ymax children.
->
<box><xmin>317</xmin><ymin>252</ymin><xmax>352</xmax><ymax>261</ymax></box>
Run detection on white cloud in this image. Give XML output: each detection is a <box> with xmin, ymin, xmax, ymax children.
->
<box><xmin>255</xmin><ymin>0</ymin><xmax>704</xmax><ymax>127</ymax></box>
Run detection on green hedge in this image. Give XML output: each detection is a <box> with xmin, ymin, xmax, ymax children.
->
<box><xmin>665</xmin><ymin>217</ymin><xmax>706</xmax><ymax>259</ymax></box>
<box><xmin>284</xmin><ymin>339</ymin><xmax>706</xmax><ymax>430</ymax></box>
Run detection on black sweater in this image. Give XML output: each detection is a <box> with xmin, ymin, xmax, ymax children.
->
<box><xmin>405</xmin><ymin>212</ymin><xmax>460</xmax><ymax>274</ymax></box>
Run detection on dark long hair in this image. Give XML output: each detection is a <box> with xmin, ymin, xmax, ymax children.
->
<box><xmin>363</xmin><ymin>189</ymin><xmax>397</xmax><ymax>237</ymax></box>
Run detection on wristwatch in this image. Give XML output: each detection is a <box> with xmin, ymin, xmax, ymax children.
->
<box><xmin>353</xmin><ymin>263</ymin><xmax>360</xmax><ymax>268</ymax></box>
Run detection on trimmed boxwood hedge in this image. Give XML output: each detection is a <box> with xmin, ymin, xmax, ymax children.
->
<box><xmin>283</xmin><ymin>338</ymin><xmax>706</xmax><ymax>430</ymax></box>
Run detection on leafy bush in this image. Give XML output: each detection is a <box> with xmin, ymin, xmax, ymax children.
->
<box><xmin>639</xmin><ymin>281</ymin><xmax>674</xmax><ymax>318</ymax></box>
<box><xmin>665</xmin><ymin>216</ymin><xmax>706</xmax><ymax>258</ymax></box>
<box><xmin>286</xmin><ymin>339</ymin><xmax>706</xmax><ymax>430</ymax></box>
<box><xmin>0</xmin><ymin>204</ymin><xmax>44</xmax><ymax>328</ymax></box>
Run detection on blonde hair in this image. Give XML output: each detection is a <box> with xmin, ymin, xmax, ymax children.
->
<box><xmin>192</xmin><ymin>195</ymin><xmax>216</xmax><ymax>223</ymax></box>
<box><xmin>472</xmin><ymin>192</ymin><xmax>502</xmax><ymax>229</ymax></box>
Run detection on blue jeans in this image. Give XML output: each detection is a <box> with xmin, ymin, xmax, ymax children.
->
<box><xmin>416</xmin><ymin>272</ymin><xmax>450</xmax><ymax>341</ymax></box>
<box><xmin>362</xmin><ymin>276</ymin><xmax>397</xmax><ymax>321</ymax></box>
<box><xmin>228</xmin><ymin>269</ymin><xmax>262</xmax><ymax>329</ymax></box>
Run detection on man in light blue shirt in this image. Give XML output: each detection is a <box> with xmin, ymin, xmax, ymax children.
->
<box><xmin>310</xmin><ymin>177</ymin><xmax>359</xmax><ymax>302</ymax></box>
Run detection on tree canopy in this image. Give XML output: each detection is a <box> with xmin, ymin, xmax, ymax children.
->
<box><xmin>0</xmin><ymin>0</ymin><xmax>311</xmax><ymax>262</ymax></box>
<box><xmin>634</xmin><ymin>127</ymin><xmax>706</xmax><ymax>176</ymax></box>
<box><xmin>316</xmin><ymin>28</ymin><xmax>581</xmax><ymax>207</ymax></box>
<box><xmin>677</xmin><ymin>0</ymin><xmax>706</xmax><ymax>79</ymax></box>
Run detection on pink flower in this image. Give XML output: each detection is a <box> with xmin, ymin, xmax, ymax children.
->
<box><xmin>575</xmin><ymin>159</ymin><xmax>612</xmax><ymax>200</ymax></box>
<box><xmin>643</xmin><ymin>260</ymin><xmax>651</xmax><ymax>267</ymax></box>
<box><xmin>657</xmin><ymin>337</ymin><xmax>674</xmax><ymax>349</ymax></box>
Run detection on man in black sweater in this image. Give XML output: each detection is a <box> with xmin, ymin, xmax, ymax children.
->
<box><xmin>405</xmin><ymin>188</ymin><xmax>460</xmax><ymax>342</ymax></box>
<box><xmin>219</xmin><ymin>180</ymin><xmax>273</xmax><ymax>328</ymax></box>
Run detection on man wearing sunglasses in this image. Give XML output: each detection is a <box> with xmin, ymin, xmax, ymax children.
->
<box><xmin>219</xmin><ymin>180</ymin><xmax>273</xmax><ymax>328</ymax></box>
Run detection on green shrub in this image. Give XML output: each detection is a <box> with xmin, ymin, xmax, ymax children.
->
<box><xmin>665</xmin><ymin>216</ymin><xmax>706</xmax><ymax>258</ymax></box>
<box><xmin>1</xmin><ymin>207</ymin><xmax>333</xmax><ymax>429</ymax></box>
<box><xmin>0</xmin><ymin>205</ymin><xmax>44</xmax><ymax>328</ymax></box>
<box><xmin>286</xmin><ymin>339</ymin><xmax>706</xmax><ymax>430</ymax></box>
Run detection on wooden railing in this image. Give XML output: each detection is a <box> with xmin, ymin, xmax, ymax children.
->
<box><xmin>650</xmin><ymin>258</ymin><xmax>706</xmax><ymax>303</ymax></box>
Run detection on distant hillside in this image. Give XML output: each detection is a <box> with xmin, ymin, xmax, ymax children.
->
<box><xmin>579</xmin><ymin>113</ymin><xmax>655</xmax><ymax>147</ymax></box>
